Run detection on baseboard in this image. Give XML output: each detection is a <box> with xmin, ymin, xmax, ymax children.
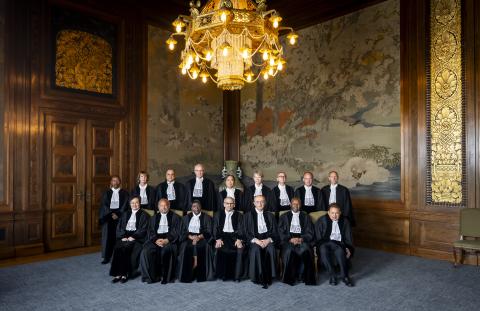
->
<box><xmin>14</xmin><ymin>243</ymin><xmax>45</xmax><ymax>257</ymax></box>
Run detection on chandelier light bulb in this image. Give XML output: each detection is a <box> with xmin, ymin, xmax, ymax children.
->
<box><xmin>263</xmin><ymin>72</ymin><xmax>269</xmax><ymax>80</ymax></box>
<box><xmin>205</xmin><ymin>51</ymin><xmax>212</xmax><ymax>61</ymax></box>
<box><xmin>263</xmin><ymin>51</ymin><xmax>269</xmax><ymax>61</ymax></box>
<box><xmin>269</xmin><ymin>57</ymin><xmax>275</xmax><ymax>66</ymax></box>
<box><xmin>202</xmin><ymin>76</ymin><xmax>208</xmax><ymax>83</ymax></box>
<box><xmin>223</xmin><ymin>47</ymin><xmax>229</xmax><ymax>57</ymax></box>
<box><xmin>187</xmin><ymin>55</ymin><xmax>194</xmax><ymax>65</ymax></box>
<box><xmin>221</xmin><ymin>12</ymin><xmax>227</xmax><ymax>22</ymax></box>
<box><xmin>277</xmin><ymin>62</ymin><xmax>283</xmax><ymax>71</ymax></box>
<box><xmin>289</xmin><ymin>37</ymin><xmax>296</xmax><ymax>45</ymax></box>
<box><xmin>273</xmin><ymin>20</ymin><xmax>279</xmax><ymax>28</ymax></box>
<box><xmin>181</xmin><ymin>67</ymin><xmax>187</xmax><ymax>75</ymax></box>
<box><xmin>247</xmin><ymin>75</ymin><xmax>252</xmax><ymax>82</ymax></box>
<box><xmin>268</xmin><ymin>67</ymin><xmax>274</xmax><ymax>76</ymax></box>
<box><xmin>176</xmin><ymin>24</ymin><xmax>182</xmax><ymax>33</ymax></box>
<box><xmin>192</xmin><ymin>71</ymin><xmax>198</xmax><ymax>79</ymax></box>
<box><xmin>185</xmin><ymin>62</ymin><xmax>192</xmax><ymax>70</ymax></box>
<box><xmin>242</xmin><ymin>49</ymin><xmax>249</xmax><ymax>59</ymax></box>
<box><xmin>195</xmin><ymin>55</ymin><xmax>200</xmax><ymax>62</ymax></box>
<box><xmin>169</xmin><ymin>43</ymin><xmax>175</xmax><ymax>50</ymax></box>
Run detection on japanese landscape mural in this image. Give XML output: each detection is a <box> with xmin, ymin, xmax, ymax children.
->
<box><xmin>240</xmin><ymin>0</ymin><xmax>401</xmax><ymax>200</ymax></box>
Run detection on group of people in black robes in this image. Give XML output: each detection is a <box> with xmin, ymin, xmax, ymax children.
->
<box><xmin>99</xmin><ymin>165</ymin><xmax>356</xmax><ymax>288</ymax></box>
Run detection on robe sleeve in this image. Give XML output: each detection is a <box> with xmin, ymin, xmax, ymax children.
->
<box><xmin>132</xmin><ymin>212</ymin><xmax>149</xmax><ymax>243</ymax></box>
<box><xmin>202</xmin><ymin>214</ymin><xmax>213</xmax><ymax>241</ymax></box>
<box><xmin>178</xmin><ymin>183</ymin><xmax>189</xmax><ymax>212</ymax></box>
<box><xmin>267</xmin><ymin>189</ymin><xmax>278</xmax><ymax>213</ymax></box>
<box><xmin>269</xmin><ymin>213</ymin><xmax>280</xmax><ymax>245</ymax></box>
<box><xmin>302</xmin><ymin>214</ymin><xmax>314</xmax><ymax>244</ymax></box>
<box><xmin>147</xmin><ymin>215</ymin><xmax>158</xmax><ymax>242</ymax></box>
<box><xmin>314</xmin><ymin>218</ymin><xmax>329</xmax><ymax>245</ymax></box>
<box><xmin>167</xmin><ymin>214</ymin><xmax>181</xmax><ymax>244</ymax></box>
<box><xmin>217</xmin><ymin>192</ymin><xmax>225</xmax><ymax>212</ymax></box>
<box><xmin>208</xmin><ymin>180</ymin><xmax>218</xmax><ymax>212</ymax></box>
<box><xmin>237</xmin><ymin>213</ymin><xmax>245</xmax><ymax>242</ymax></box>
<box><xmin>243</xmin><ymin>212</ymin><xmax>255</xmax><ymax>243</ymax></box>
<box><xmin>116</xmin><ymin>212</ymin><xmax>127</xmax><ymax>239</ymax></box>
<box><xmin>342</xmin><ymin>218</ymin><xmax>355</xmax><ymax>255</ymax></box>
<box><xmin>278</xmin><ymin>214</ymin><xmax>290</xmax><ymax>245</ymax></box>
<box><xmin>99</xmin><ymin>191</ymin><xmax>111</xmax><ymax>225</ymax></box>
<box><xmin>344</xmin><ymin>187</ymin><xmax>355</xmax><ymax>226</ymax></box>
<box><xmin>179</xmin><ymin>215</ymin><xmax>190</xmax><ymax>243</ymax></box>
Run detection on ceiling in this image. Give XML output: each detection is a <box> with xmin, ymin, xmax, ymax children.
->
<box><xmin>136</xmin><ymin>0</ymin><xmax>388</xmax><ymax>30</ymax></box>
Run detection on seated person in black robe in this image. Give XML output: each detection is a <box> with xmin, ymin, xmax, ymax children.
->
<box><xmin>155</xmin><ymin>168</ymin><xmax>187</xmax><ymax>213</ymax></box>
<box><xmin>178</xmin><ymin>200</ymin><xmax>214</xmax><ymax>283</ymax></box>
<box><xmin>140</xmin><ymin>198</ymin><xmax>181</xmax><ymax>284</ymax></box>
<box><xmin>320</xmin><ymin>170</ymin><xmax>355</xmax><ymax>226</ymax></box>
<box><xmin>278</xmin><ymin>197</ymin><xmax>316</xmax><ymax>286</ymax></box>
<box><xmin>213</xmin><ymin>196</ymin><xmax>247</xmax><ymax>282</ymax></box>
<box><xmin>314</xmin><ymin>203</ymin><xmax>354</xmax><ymax>287</ymax></box>
<box><xmin>244</xmin><ymin>195</ymin><xmax>279</xmax><ymax>289</ymax></box>
<box><xmin>217</xmin><ymin>174</ymin><xmax>244</xmax><ymax>212</ymax></box>
<box><xmin>130</xmin><ymin>171</ymin><xmax>156</xmax><ymax>211</ymax></box>
<box><xmin>269</xmin><ymin>171</ymin><xmax>295</xmax><ymax>217</ymax></box>
<box><xmin>294</xmin><ymin>171</ymin><xmax>323</xmax><ymax>214</ymax></box>
<box><xmin>245</xmin><ymin>170</ymin><xmax>272</xmax><ymax>213</ymax></box>
<box><xmin>186</xmin><ymin>163</ymin><xmax>217</xmax><ymax>212</ymax></box>
<box><xmin>110</xmin><ymin>196</ymin><xmax>149</xmax><ymax>283</ymax></box>
<box><xmin>99</xmin><ymin>175</ymin><xmax>129</xmax><ymax>264</ymax></box>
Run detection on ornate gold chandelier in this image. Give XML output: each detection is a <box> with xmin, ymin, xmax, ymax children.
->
<box><xmin>166</xmin><ymin>0</ymin><xmax>298</xmax><ymax>90</ymax></box>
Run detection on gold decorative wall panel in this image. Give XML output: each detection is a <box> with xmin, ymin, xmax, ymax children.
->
<box><xmin>427</xmin><ymin>0</ymin><xmax>464</xmax><ymax>204</ymax></box>
<box><xmin>55</xmin><ymin>30</ymin><xmax>113</xmax><ymax>94</ymax></box>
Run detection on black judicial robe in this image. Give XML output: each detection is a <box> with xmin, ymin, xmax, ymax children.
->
<box><xmin>109</xmin><ymin>209</ymin><xmax>149</xmax><ymax>277</ymax></box>
<box><xmin>186</xmin><ymin>177</ymin><xmax>217</xmax><ymax>212</ymax></box>
<box><xmin>320</xmin><ymin>184</ymin><xmax>355</xmax><ymax>226</ymax></box>
<box><xmin>99</xmin><ymin>188</ymin><xmax>129</xmax><ymax>261</ymax></box>
<box><xmin>217</xmin><ymin>189</ymin><xmax>244</xmax><ymax>212</ymax></box>
<box><xmin>212</xmin><ymin>210</ymin><xmax>247</xmax><ymax>281</ymax></box>
<box><xmin>269</xmin><ymin>184</ymin><xmax>295</xmax><ymax>213</ymax></box>
<box><xmin>244</xmin><ymin>211</ymin><xmax>279</xmax><ymax>284</ymax></box>
<box><xmin>294</xmin><ymin>185</ymin><xmax>323</xmax><ymax>214</ymax></box>
<box><xmin>130</xmin><ymin>184</ymin><xmax>156</xmax><ymax>210</ymax></box>
<box><xmin>245</xmin><ymin>184</ymin><xmax>273</xmax><ymax>213</ymax></box>
<box><xmin>177</xmin><ymin>213</ymin><xmax>215</xmax><ymax>282</ymax></box>
<box><xmin>278</xmin><ymin>211</ymin><xmax>316</xmax><ymax>285</ymax></box>
<box><xmin>139</xmin><ymin>211</ymin><xmax>181</xmax><ymax>283</ymax></box>
<box><xmin>314</xmin><ymin>216</ymin><xmax>354</xmax><ymax>278</ymax></box>
<box><xmin>155</xmin><ymin>181</ymin><xmax>188</xmax><ymax>212</ymax></box>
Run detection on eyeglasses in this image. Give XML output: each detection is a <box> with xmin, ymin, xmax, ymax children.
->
<box><xmin>278</xmin><ymin>175</ymin><xmax>286</xmax><ymax>178</ymax></box>
<box><xmin>224</xmin><ymin>202</ymin><xmax>235</xmax><ymax>206</ymax></box>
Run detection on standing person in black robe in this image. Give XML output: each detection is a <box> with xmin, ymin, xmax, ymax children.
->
<box><xmin>314</xmin><ymin>203</ymin><xmax>354</xmax><ymax>287</ymax></box>
<box><xmin>270</xmin><ymin>171</ymin><xmax>295</xmax><ymax>217</ymax></box>
<box><xmin>217</xmin><ymin>174</ymin><xmax>244</xmax><ymax>212</ymax></box>
<box><xmin>130</xmin><ymin>171</ymin><xmax>156</xmax><ymax>211</ymax></box>
<box><xmin>110</xmin><ymin>196</ymin><xmax>149</xmax><ymax>283</ymax></box>
<box><xmin>155</xmin><ymin>169</ymin><xmax>188</xmax><ymax>213</ymax></box>
<box><xmin>294</xmin><ymin>171</ymin><xmax>323</xmax><ymax>214</ymax></box>
<box><xmin>320</xmin><ymin>171</ymin><xmax>355</xmax><ymax>226</ymax></box>
<box><xmin>278</xmin><ymin>197</ymin><xmax>316</xmax><ymax>286</ymax></box>
<box><xmin>244</xmin><ymin>195</ymin><xmax>278</xmax><ymax>289</ymax></box>
<box><xmin>178</xmin><ymin>200</ymin><xmax>214</xmax><ymax>283</ymax></box>
<box><xmin>213</xmin><ymin>196</ymin><xmax>247</xmax><ymax>282</ymax></box>
<box><xmin>99</xmin><ymin>175</ymin><xmax>129</xmax><ymax>264</ymax></box>
<box><xmin>245</xmin><ymin>171</ymin><xmax>272</xmax><ymax>213</ymax></box>
<box><xmin>140</xmin><ymin>198</ymin><xmax>181</xmax><ymax>284</ymax></box>
<box><xmin>186</xmin><ymin>163</ymin><xmax>217</xmax><ymax>212</ymax></box>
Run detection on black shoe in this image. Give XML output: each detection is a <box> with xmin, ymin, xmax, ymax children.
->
<box><xmin>111</xmin><ymin>277</ymin><xmax>121</xmax><ymax>283</ymax></box>
<box><xmin>120</xmin><ymin>276</ymin><xmax>128</xmax><ymax>283</ymax></box>
<box><xmin>262</xmin><ymin>283</ymin><xmax>269</xmax><ymax>289</ymax></box>
<box><xmin>342</xmin><ymin>277</ymin><xmax>353</xmax><ymax>287</ymax></box>
<box><xmin>329</xmin><ymin>276</ymin><xmax>337</xmax><ymax>286</ymax></box>
<box><xmin>161</xmin><ymin>279</ymin><xmax>168</xmax><ymax>284</ymax></box>
<box><xmin>101</xmin><ymin>259</ymin><xmax>110</xmax><ymax>264</ymax></box>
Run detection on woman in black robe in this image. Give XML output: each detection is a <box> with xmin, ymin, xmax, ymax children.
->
<box><xmin>99</xmin><ymin>175</ymin><xmax>129</xmax><ymax>264</ymax></box>
<box><xmin>139</xmin><ymin>198</ymin><xmax>181</xmax><ymax>284</ymax></box>
<box><xmin>278</xmin><ymin>197</ymin><xmax>316</xmax><ymax>285</ymax></box>
<box><xmin>177</xmin><ymin>200</ymin><xmax>214</xmax><ymax>282</ymax></box>
<box><xmin>244</xmin><ymin>195</ymin><xmax>279</xmax><ymax>289</ymax></box>
<box><xmin>130</xmin><ymin>171</ymin><xmax>156</xmax><ymax>211</ymax></box>
<box><xmin>213</xmin><ymin>196</ymin><xmax>247</xmax><ymax>281</ymax></box>
<box><xmin>110</xmin><ymin>196</ymin><xmax>149</xmax><ymax>283</ymax></box>
<box><xmin>217</xmin><ymin>174</ymin><xmax>244</xmax><ymax>212</ymax></box>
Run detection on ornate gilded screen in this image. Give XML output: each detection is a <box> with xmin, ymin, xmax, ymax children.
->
<box><xmin>51</xmin><ymin>7</ymin><xmax>117</xmax><ymax>96</ymax></box>
<box><xmin>426</xmin><ymin>0</ymin><xmax>466</xmax><ymax>206</ymax></box>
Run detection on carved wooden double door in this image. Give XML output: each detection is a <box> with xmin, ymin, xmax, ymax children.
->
<box><xmin>45</xmin><ymin>115</ymin><xmax>120</xmax><ymax>251</ymax></box>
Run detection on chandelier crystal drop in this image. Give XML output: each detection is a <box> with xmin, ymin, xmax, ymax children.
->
<box><xmin>167</xmin><ymin>0</ymin><xmax>298</xmax><ymax>90</ymax></box>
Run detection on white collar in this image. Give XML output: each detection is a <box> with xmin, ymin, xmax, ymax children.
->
<box><xmin>167</xmin><ymin>180</ymin><xmax>175</xmax><ymax>185</ymax></box>
<box><xmin>111</xmin><ymin>187</ymin><xmax>121</xmax><ymax>192</ymax></box>
<box><xmin>330</xmin><ymin>183</ymin><xmax>338</xmax><ymax>189</ymax></box>
<box><xmin>304</xmin><ymin>185</ymin><xmax>312</xmax><ymax>190</ymax></box>
<box><xmin>139</xmin><ymin>184</ymin><xmax>147</xmax><ymax>189</ymax></box>
<box><xmin>196</xmin><ymin>177</ymin><xmax>204</xmax><ymax>182</ymax></box>
<box><xmin>255</xmin><ymin>183</ymin><xmax>263</xmax><ymax>189</ymax></box>
<box><xmin>255</xmin><ymin>208</ymin><xmax>264</xmax><ymax>214</ymax></box>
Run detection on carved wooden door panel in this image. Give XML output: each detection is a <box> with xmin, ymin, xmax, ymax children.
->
<box><xmin>85</xmin><ymin>120</ymin><xmax>119</xmax><ymax>246</ymax></box>
<box><xmin>45</xmin><ymin>115</ymin><xmax>86</xmax><ymax>250</ymax></box>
